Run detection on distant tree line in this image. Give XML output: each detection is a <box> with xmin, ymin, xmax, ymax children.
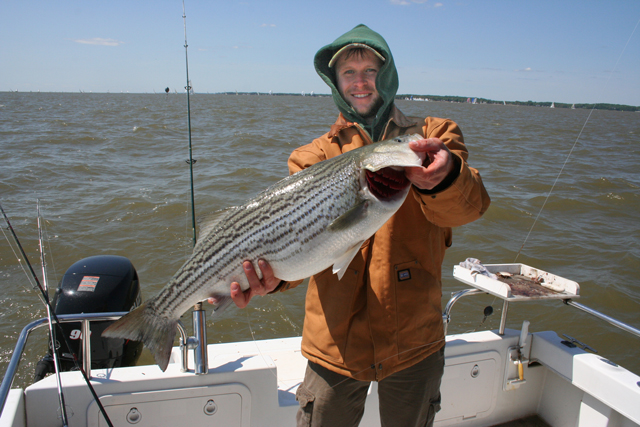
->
<box><xmin>396</xmin><ymin>94</ymin><xmax>639</xmax><ymax>112</ymax></box>
<box><xmin>202</xmin><ymin>92</ymin><xmax>640</xmax><ymax>111</ymax></box>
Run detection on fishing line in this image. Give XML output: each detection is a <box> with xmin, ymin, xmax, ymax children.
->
<box><xmin>244</xmin><ymin>307</ymin><xmax>280</xmax><ymax>381</ymax></box>
<box><xmin>0</xmin><ymin>203</ymin><xmax>114</xmax><ymax>427</ymax></box>
<box><xmin>513</xmin><ymin>16</ymin><xmax>640</xmax><ymax>263</ymax></box>
<box><xmin>39</xmin><ymin>208</ymin><xmax>61</xmax><ymax>290</ymax></box>
<box><xmin>1</xmin><ymin>222</ymin><xmax>44</xmax><ymax>303</ymax></box>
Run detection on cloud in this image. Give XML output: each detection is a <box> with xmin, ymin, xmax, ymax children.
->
<box><xmin>516</xmin><ymin>67</ymin><xmax>533</xmax><ymax>72</ymax></box>
<box><xmin>260</xmin><ymin>24</ymin><xmax>276</xmax><ymax>28</ymax></box>
<box><xmin>434</xmin><ymin>2</ymin><xmax>443</xmax><ymax>6</ymax></box>
<box><xmin>73</xmin><ymin>38</ymin><xmax>124</xmax><ymax>46</ymax></box>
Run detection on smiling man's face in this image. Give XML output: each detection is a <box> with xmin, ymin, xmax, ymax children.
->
<box><xmin>334</xmin><ymin>49</ymin><xmax>384</xmax><ymax>124</ymax></box>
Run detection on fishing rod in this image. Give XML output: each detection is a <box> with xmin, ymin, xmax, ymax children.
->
<box><xmin>183</xmin><ymin>0</ymin><xmax>197</xmax><ymax>248</ymax></box>
<box><xmin>0</xmin><ymin>202</ymin><xmax>114</xmax><ymax>427</ymax></box>
<box><xmin>182</xmin><ymin>0</ymin><xmax>209</xmax><ymax>375</ymax></box>
<box><xmin>36</xmin><ymin>200</ymin><xmax>68</xmax><ymax>426</ymax></box>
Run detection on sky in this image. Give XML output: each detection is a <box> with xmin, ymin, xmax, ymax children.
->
<box><xmin>1</xmin><ymin>0</ymin><xmax>639</xmax><ymax>106</ymax></box>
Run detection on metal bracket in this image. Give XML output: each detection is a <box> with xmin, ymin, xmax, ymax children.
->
<box><xmin>504</xmin><ymin>321</ymin><xmax>530</xmax><ymax>390</ymax></box>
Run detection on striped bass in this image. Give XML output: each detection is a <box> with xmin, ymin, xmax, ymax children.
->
<box><xmin>103</xmin><ymin>134</ymin><xmax>425</xmax><ymax>371</ymax></box>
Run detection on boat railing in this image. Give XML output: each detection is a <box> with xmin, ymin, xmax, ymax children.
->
<box><xmin>443</xmin><ymin>289</ymin><xmax>640</xmax><ymax>339</ymax></box>
<box><xmin>0</xmin><ymin>311</ymin><xmax>190</xmax><ymax>417</ymax></box>
<box><xmin>3</xmin><ymin>294</ymin><xmax>639</xmax><ymax>419</ymax></box>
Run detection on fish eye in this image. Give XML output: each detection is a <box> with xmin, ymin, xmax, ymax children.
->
<box><xmin>393</xmin><ymin>137</ymin><xmax>402</xmax><ymax>143</ymax></box>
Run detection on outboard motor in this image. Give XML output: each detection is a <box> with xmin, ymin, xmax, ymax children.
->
<box><xmin>34</xmin><ymin>255</ymin><xmax>143</xmax><ymax>381</ymax></box>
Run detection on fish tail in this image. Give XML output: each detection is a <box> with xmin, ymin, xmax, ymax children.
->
<box><xmin>102</xmin><ymin>302</ymin><xmax>177</xmax><ymax>371</ymax></box>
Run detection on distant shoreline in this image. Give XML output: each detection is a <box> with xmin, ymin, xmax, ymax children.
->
<box><xmin>2</xmin><ymin>90</ymin><xmax>638</xmax><ymax>112</ymax></box>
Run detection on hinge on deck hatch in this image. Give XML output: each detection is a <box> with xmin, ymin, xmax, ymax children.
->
<box><xmin>561</xmin><ymin>334</ymin><xmax>597</xmax><ymax>353</ymax></box>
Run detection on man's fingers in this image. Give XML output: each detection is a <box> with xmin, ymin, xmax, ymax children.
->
<box><xmin>230</xmin><ymin>282</ymin><xmax>250</xmax><ymax>309</ymax></box>
<box><xmin>258</xmin><ymin>259</ymin><xmax>278</xmax><ymax>290</ymax></box>
<box><xmin>409</xmin><ymin>138</ymin><xmax>442</xmax><ymax>152</ymax></box>
<box><xmin>244</xmin><ymin>261</ymin><xmax>267</xmax><ymax>296</ymax></box>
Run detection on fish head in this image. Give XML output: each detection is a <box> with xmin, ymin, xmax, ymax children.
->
<box><xmin>358</xmin><ymin>134</ymin><xmax>424</xmax><ymax>202</ymax></box>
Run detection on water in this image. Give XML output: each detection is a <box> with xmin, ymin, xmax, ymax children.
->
<box><xmin>1</xmin><ymin>92</ymin><xmax>639</xmax><ymax>390</ymax></box>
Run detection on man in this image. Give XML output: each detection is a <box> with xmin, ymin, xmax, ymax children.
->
<box><xmin>225</xmin><ymin>24</ymin><xmax>490</xmax><ymax>426</ymax></box>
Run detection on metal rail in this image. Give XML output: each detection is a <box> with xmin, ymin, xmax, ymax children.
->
<box><xmin>442</xmin><ymin>288</ymin><xmax>486</xmax><ymax>335</ymax></box>
<box><xmin>443</xmin><ymin>289</ymin><xmax>640</xmax><ymax>341</ymax></box>
<box><xmin>0</xmin><ymin>312</ymin><xmax>123</xmax><ymax>416</ymax></box>
<box><xmin>564</xmin><ymin>299</ymin><xmax>640</xmax><ymax>339</ymax></box>
<box><xmin>0</xmin><ymin>312</ymin><xmax>189</xmax><ymax>418</ymax></box>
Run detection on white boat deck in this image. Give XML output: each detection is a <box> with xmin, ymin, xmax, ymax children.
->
<box><xmin>3</xmin><ymin>327</ymin><xmax>639</xmax><ymax>427</ymax></box>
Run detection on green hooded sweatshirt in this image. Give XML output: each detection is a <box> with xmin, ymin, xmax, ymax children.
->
<box><xmin>314</xmin><ymin>24</ymin><xmax>399</xmax><ymax>142</ymax></box>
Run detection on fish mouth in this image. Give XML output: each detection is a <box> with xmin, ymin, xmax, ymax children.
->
<box><xmin>365</xmin><ymin>167</ymin><xmax>410</xmax><ymax>199</ymax></box>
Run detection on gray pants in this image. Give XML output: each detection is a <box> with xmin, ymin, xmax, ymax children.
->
<box><xmin>295</xmin><ymin>348</ymin><xmax>444</xmax><ymax>427</ymax></box>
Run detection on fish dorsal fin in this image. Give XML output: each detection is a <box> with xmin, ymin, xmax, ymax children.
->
<box><xmin>327</xmin><ymin>200</ymin><xmax>368</xmax><ymax>233</ymax></box>
<box><xmin>196</xmin><ymin>207</ymin><xmax>236</xmax><ymax>241</ymax></box>
<box><xmin>333</xmin><ymin>240</ymin><xmax>365</xmax><ymax>280</ymax></box>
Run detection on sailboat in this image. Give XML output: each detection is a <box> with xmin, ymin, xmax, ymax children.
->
<box><xmin>550</xmin><ymin>102</ymin><xmax>555</xmax><ymax>108</ymax></box>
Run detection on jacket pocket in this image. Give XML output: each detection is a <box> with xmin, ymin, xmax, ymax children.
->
<box><xmin>305</xmin><ymin>266</ymin><xmax>364</xmax><ymax>365</ymax></box>
<box><xmin>393</xmin><ymin>260</ymin><xmax>443</xmax><ymax>361</ymax></box>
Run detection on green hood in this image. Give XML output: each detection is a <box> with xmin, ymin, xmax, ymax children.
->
<box><xmin>314</xmin><ymin>24</ymin><xmax>399</xmax><ymax>142</ymax></box>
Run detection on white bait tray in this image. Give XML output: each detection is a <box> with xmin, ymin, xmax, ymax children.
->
<box><xmin>453</xmin><ymin>263</ymin><xmax>580</xmax><ymax>301</ymax></box>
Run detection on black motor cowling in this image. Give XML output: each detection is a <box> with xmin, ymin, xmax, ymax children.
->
<box><xmin>34</xmin><ymin>255</ymin><xmax>143</xmax><ymax>381</ymax></box>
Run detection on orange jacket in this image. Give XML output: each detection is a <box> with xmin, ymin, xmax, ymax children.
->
<box><xmin>280</xmin><ymin>106</ymin><xmax>490</xmax><ymax>381</ymax></box>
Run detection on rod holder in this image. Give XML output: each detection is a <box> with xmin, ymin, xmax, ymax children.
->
<box><xmin>499</xmin><ymin>300</ymin><xmax>509</xmax><ymax>335</ymax></box>
<box><xmin>192</xmin><ymin>303</ymin><xmax>208</xmax><ymax>374</ymax></box>
<box><xmin>82</xmin><ymin>319</ymin><xmax>92</xmax><ymax>378</ymax></box>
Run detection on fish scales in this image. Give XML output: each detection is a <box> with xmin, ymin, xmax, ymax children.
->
<box><xmin>154</xmin><ymin>154</ymin><xmax>361</xmax><ymax>317</ymax></box>
<box><xmin>102</xmin><ymin>134</ymin><xmax>424</xmax><ymax>371</ymax></box>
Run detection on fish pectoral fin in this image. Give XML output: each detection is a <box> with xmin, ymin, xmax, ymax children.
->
<box><xmin>332</xmin><ymin>240</ymin><xmax>365</xmax><ymax>280</ymax></box>
<box><xmin>209</xmin><ymin>295</ymin><xmax>234</xmax><ymax>316</ymax></box>
<box><xmin>327</xmin><ymin>200</ymin><xmax>368</xmax><ymax>233</ymax></box>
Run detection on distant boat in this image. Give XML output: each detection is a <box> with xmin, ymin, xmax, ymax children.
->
<box><xmin>503</xmin><ymin>101</ymin><xmax>506</xmax><ymax>106</ymax></box>
<box><xmin>550</xmin><ymin>102</ymin><xmax>555</xmax><ymax>108</ymax></box>
<box><xmin>571</xmin><ymin>104</ymin><xmax>575</xmax><ymax>109</ymax></box>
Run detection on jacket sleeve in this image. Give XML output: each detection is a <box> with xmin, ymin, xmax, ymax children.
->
<box><xmin>412</xmin><ymin>117</ymin><xmax>491</xmax><ymax>228</ymax></box>
<box><xmin>288</xmin><ymin>138</ymin><xmax>328</xmax><ymax>174</ymax></box>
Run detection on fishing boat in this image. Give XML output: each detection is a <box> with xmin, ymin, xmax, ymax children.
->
<box><xmin>1</xmin><ymin>253</ymin><xmax>639</xmax><ymax>427</ymax></box>
<box><xmin>1</xmin><ymin>5</ymin><xmax>638</xmax><ymax>425</ymax></box>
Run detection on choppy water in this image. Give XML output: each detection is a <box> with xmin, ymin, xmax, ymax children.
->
<box><xmin>1</xmin><ymin>92</ymin><xmax>639</xmax><ymax>389</ymax></box>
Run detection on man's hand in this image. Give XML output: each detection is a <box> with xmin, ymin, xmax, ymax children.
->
<box><xmin>404</xmin><ymin>138</ymin><xmax>455</xmax><ymax>190</ymax></box>
<box><xmin>208</xmin><ymin>259</ymin><xmax>280</xmax><ymax>309</ymax></box>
